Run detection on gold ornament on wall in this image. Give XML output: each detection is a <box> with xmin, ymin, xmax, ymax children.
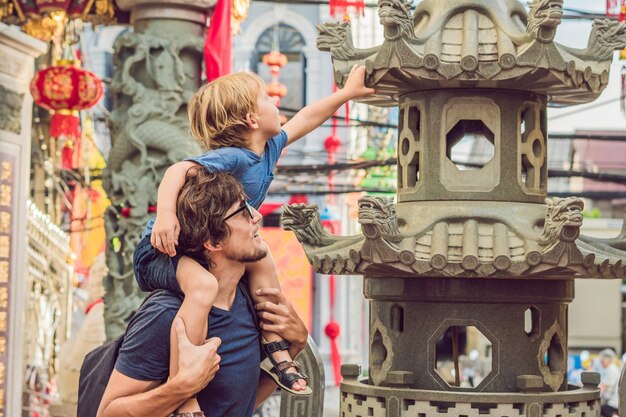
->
<box><xmin>231</xmin><ymin>0</ymin><xmax>250</xmax><ymax>35</ymax></box>
<box><xmin>0</xmin><ymin>0</ymin><xmax>117</xmax><ymax>42</ymax></box>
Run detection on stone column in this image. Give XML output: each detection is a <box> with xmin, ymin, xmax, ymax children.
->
<box><xmin>103</xmin><ymin>0</ymin><xmax>216</xmax><ymax>338</ymax></box>
<box><xmin>0</xmin><ymin>22</ymin><xmax>46</xmax><ymax>417</ymax></box>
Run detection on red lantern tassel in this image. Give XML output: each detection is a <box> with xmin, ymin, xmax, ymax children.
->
<box><xmin>62</xmin><ymin>141</ymin><xmax>74</xmax><ymax>170</ymax></box>
<box><xmin>50</xmin><ymin>112</ymin><xmax>81</xmax><ymax>139</ymax></box>
<box><xmin>324</xmin><ymin>274</ymin><xmax>342</xmax><ymax>386</ymax></box>
<box><xmin>325</xmin><ymin>320</ymin><xmax>342</xmax><ymax>385</ymax></box>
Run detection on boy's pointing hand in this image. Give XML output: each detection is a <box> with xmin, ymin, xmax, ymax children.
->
<box><xmin>342</xmin><ymin>64</ymin><xmax>376</xmax><ymax>99</ymax></box>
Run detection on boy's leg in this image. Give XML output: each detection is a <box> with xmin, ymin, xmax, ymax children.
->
<box><xmin>247</xmin><ymin>250</ymin><xmax>308</xmax><ymax>392</ymax></box>
<box><xmin>170</xmin><ymin>256</ymin><xmax>219</xmax><ymax>412</ymax></box>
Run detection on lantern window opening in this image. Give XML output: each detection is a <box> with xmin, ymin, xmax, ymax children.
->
<box><xmin>446</xmin><ymin>120</ymin><xmax>495</xmax><ymax>171</ymax></box>
<box><xmin>524</xmin><ymin>306</ymin><xmax>541</xmax><ymax>339</ymax></box>
<box><xmin>434</xmin><ymin>325</ymin><xmax>493</xmax><ymax>390</ymax></box>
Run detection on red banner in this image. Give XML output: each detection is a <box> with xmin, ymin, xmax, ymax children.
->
<box><xmin>607</xmin><ymin>0</ymin><xmax>624</xmax><ymax>16</ymax></box>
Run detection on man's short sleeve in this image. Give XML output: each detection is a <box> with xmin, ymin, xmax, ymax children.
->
<box><xmin>266</xmin><ymin>130</ymin><xmax>288</xmax><ymax>167</ymax></box>
<box><xmin>114</xmin><ymin>301</ymin><xmax>177</xmax><ymax>381</ymax></box>
<box><xmin>187</xmin><ymin>149</ymin><xmax>239</xmax><ymax>173</ymax></box>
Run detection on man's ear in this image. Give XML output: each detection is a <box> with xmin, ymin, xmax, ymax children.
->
<box><xmin>245</xmin><ymin>112</ymin><xmax>258</xmax><ymax>129</ymax></box>
<box><xmin>203</xmin><ymin>240</ymin><xmax>223</xmax><ymax>252</ymax></box>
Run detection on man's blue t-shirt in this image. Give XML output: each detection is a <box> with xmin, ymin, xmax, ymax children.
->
<box><xmin>114</xmin><ymin>288</ymin><xmax>261</xmax><ymax>417</ymax></box>
<box><xmin>144</xmin><ymin>130</ymin><xmax>288</xmax><ymax>235</ymax></box>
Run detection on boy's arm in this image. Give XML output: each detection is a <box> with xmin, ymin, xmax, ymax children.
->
<box><xmin>282</xmin><ymin>65</ymin><xmax>375</xmax><ymax>145</ymax></box>
<box><xmin>152</xmin><ymin>160</ymin><xmax>199</xmax><ymax>256</ymax></box>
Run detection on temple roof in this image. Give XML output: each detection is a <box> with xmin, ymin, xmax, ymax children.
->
<box><xmin>316</xmin><ymin>0</ymin><xmax>626</xmax><ymax>106</ymax></box>
<box><xmin>281</xmin><ymin>197</ymin><xmax>626</xmax><ymax>280</ymax></box>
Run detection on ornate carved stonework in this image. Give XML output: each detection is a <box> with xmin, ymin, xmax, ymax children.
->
<box><xmin>0</xmin><ymin>85</ymin><xmax>24</xmax><ymax>134</ymax></box>
<box><xmin>103</xmin><ymin>20</ymin><xmax>204</xmax><ymax>338</ymax></box>
<box><xmin>317</xmin><ymin>0</ymin><xmax>625</xmax><ymax>106</ymax></box>
<box><xmin>285</xmin><ymin>0</ymin><xmax>626</xmax><ymax>414</ymax></box>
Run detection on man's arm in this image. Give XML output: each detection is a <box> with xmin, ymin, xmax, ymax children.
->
<box><xmin>282</xmin><ymin>65</ymin><xmax>375</xmax><ymax>145</ymax></box>
<box><xmin>253</xmin><ymin>287</ymin><xmax>309</xmax><ymax>408</ymax></box>
<box><xmin>97</xmin><ymin>318</ymin><xmax>221</xmax><ymax>417</ymax></box>
<box><xmin>151</xmin><ymin>160</ymin><xmax>198</xmax><ymax>255</ymax></box>
<box><xmin>97</xmin><ymin>370</ymin><xmax>190</xmax><ymax>417</ymax></box>
<box><xmin>255</xmin><ymin>287</ymin><xmax>307</xmax><ymax>359</ymax></box>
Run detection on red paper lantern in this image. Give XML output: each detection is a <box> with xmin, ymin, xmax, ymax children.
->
<box><xmin>329</xmin><ymin>0</ymin><xmax>365</xmax><ymax>18</ymax></box>
<box><xmin>30</xmin><ymin>59</ymin><xmax>103</xmax><ymax>169</ymax></box>
<box><xmin>14</xmin><ymin>0</ymin><xmax>93</xmax><ymax>18</ymax></box>
<box><xmin>262</xmin><ymin>51</ymin><xmax>288</xmax><ymax>69</ymax></box>
<box><xmin>266</xmin><ymin>81</ymin><xmax>287</xmax><ymax>98</ymax></box>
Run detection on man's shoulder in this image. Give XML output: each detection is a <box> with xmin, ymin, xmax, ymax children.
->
<box><xmin>140</xmin><ymin>291</ymin><xmax>183</xmax><ymax>313</ymax></box>
<box><xmin>127</xmin><ymin>291</ymin><xmax>182</xmax><ymax>330</ymax></box>
<box><xmin>115</xmin><ymin>291</ymin><xmax>182</xmax><ymax>381</ymax></box>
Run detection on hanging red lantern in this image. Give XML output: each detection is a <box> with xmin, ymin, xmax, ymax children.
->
<box><xmin>329</xmin><ymin>0</ymin><xmax>365</xmax><ymax>18</ymax></box>
<box><xmin>263</xmin><ymin>50</ymin><xmax>289</xmax><ymax>123</ymax></box>
<box><xmin>266</xmin><ymin>81</ymin><xmax>287</xmax><ymax>99</ymax></box>
<box><xmin>262</xmin><ymin>51</ymin><xmax>288</xmax><ymax>70</ymax></box>
<box><xmin>30</xmin><ymin>59</ymin><xmax>103</xmax><ymax>169</ymax></box>
<box><xmin>12</xmin><ymin>0</ymin><xmax>111</xmax><ymax>19</ymax></box>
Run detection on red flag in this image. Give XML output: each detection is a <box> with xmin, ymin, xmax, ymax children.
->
<box><xmin>205</xmin><ymin>0</ymin><xmax>232</xmax><ymax>81</ymax></box>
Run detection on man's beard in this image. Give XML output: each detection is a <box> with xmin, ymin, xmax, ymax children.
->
<box><xmin>225</xmin><ymin>246</ymin><xmax>268</xmax><ymax>263</ymax></box>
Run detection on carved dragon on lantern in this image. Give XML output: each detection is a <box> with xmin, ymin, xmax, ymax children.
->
<box><xmin>316</xmin><ymin>22</ymin><xmax>380</xmax><ymax>62</ymax></box>
<box><xmin>564</xmin><ymin>19</ymin><xmax>626</xmax><ymax>60</ymax></box>
<box><xmin>525</xmin><ymin>0</ymin><xmax>563</xmax><ymax>43</ymax></box>
<box><xmin>103</xmin><ymin>31</ymin><xmax>204</xmax><ymax>338</ymax></box>
<box><xmin>282</xmin><ymin>204</ymin><xmax>342</xmax><ymax>248</ymax></box>
<box><xmin>539</xmin><ymin>197</ymin><xmax>584</xmax><ymax>248</ymax></box>
<box><xmin>378</xmin><ymin>0</ymin><xmax>416</xmax><ymax>42</ymax></box>
<box><xmin>358</xmin><ymin>196</ymin><xmax>401</xmax><ymax>241</ymax></box>
<box><xmin>358</xmin><ymin>196</ymin><xmax>405</xmax><ymax>265</ymax></box>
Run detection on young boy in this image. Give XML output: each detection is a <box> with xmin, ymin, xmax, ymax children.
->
<box><xmin>135</xmin><ymin>65</ymin><xmax>374</xmax><ymax>413</ymax></box>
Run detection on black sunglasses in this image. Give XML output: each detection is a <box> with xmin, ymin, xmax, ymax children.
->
<box><xmin>223</xmin><ymin>200</ymin><xmax>254</xmax><ymax>222</ymax></box>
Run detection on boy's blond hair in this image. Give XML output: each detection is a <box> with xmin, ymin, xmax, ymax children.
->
<box><xmin>188</xmin><ymin>72</ymin><xmax>265</xmax><ymax>150</ymax></box>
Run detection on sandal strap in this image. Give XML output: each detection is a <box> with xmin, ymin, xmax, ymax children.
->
<box><xmin>276</xmin><ymin>360</ymin><xmax>299</xmax><ymax>372</ymax></box>
<box><xmin>280</xmin><ymin>370</ymin><xmax>309</xmax><ymax>386</ymax></box>
<box><xmin>264</xmin><ymin>339</ymin><xmax>290</xmax><ymax>354</ymax></box>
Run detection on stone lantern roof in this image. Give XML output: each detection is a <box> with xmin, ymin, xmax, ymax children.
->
<box><xmin>317</xmin><ymin>0</ymin><xmax>626</xmax><ymax>106</ymax></box>
<box><xmin>282</xmin><ymin>198</ymin><xmax>626</xmax><ymax>280</ymax></box>
<box><xmin>283</xmin><ymin>0</ymin><xmax>626</xmax><ymax>281</ymax></box>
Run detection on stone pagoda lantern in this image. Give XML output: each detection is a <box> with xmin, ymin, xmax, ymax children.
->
<box><xmin>283</xmin><ymin>1</ymin><xmax>626</xmax><ymax>416</ymax></box>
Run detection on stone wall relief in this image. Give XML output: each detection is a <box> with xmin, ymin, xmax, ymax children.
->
<box><xmin>102</xmin><ymin>30</ymin><xmax>203</xmax><ymax>337</ymax></box>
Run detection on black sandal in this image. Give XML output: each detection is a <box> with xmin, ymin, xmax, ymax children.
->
<box><xmin>260</xmin><ymin>340</ymin><xmax>312</xmax><ymax>395</ymax></box>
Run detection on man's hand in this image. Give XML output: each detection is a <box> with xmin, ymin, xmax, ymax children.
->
<box><xmin>255</xmin><ymin>288</ymin><xmax>308</xmax><ymax>356</ymax></box>
<box><xmin>341</xmin><ymin>65</ymin><xmax>376</xmax><ymax>100</ymax></box>
<box><xmin>151</xmin><ymin>212</ymin><xmax>180</xmax><ymax>257</ymax></box>
<box><xmin>172</xmin><ymin>318</ymin><xmax>221</xmax><ymax>394</ymax></box>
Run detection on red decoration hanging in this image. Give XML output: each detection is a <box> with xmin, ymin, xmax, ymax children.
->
<box><xmin>205</xmin><ymin>0</ymin><xmax>233</xmax><ymax>81</ymax></box>
<box><xmin>30</xmin><ymin>59</ymin><xmax>103</xmax><ymax>170</ymax></box>
<box><xmin>329</xmin><ymin>0</ymin><xmax>365</xmax><ymax>18</ymax></box>
<box><xmin>263</xmin><ymin>50</ymin><xmax>289</xmax><ymax>123</ymax></box>
<box><xmin>324</xmin><ymin>276</ymin><xmax>342</xmax><ymax>386</ymax></box>
<box><xmin>13</xmin><ymin>0</ymin><xmax>93</xmax><ymax>18</ymax></box>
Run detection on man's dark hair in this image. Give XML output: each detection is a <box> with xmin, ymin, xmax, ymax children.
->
<box><xmin>176</xmin><ymin>167</ymin><xmax>244</xmax><ymax>267</ymax></box>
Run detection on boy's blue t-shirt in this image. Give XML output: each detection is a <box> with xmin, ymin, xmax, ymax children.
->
<box><xmin>144</xmin><ymin>130</ymin><xmax>288</xmax><ymax>235</ymax></box>
<box><xmin>114</xmin><ymin>288</ymin><xmax>261</xmax><ymax>417</ymax></box>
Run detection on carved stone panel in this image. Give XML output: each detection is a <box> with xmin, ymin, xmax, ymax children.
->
<box><xmin>0</xmin><ymin>85</ymin><xmax>24</xmax><ymax>135</ymax></box>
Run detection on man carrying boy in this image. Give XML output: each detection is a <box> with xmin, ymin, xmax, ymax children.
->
<box><xmin>135</xmin><ymin>64</ymin><xmax>374</xmax><ymax>413</ymax></box>
<box><xmin>97</xmin><ymin>170</ymin><xmax>309</xmax><ymax>417</ymax></box>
